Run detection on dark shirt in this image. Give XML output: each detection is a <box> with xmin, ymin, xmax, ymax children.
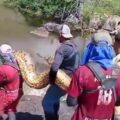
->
<box><xmin>49</xmin><ymin>40</ymin><xmax>80</xmax><ymax>82</ymax></box>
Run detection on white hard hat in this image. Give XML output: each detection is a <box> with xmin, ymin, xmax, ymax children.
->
<box><xmin>0</xmin><ymin>44</ymin><xmax>13</xmax><ymax>53</ymax></box>
<box><xmin>61</xmin><ymin>24</ymin><xmax>73</xmax><ymax>38</ymax></box>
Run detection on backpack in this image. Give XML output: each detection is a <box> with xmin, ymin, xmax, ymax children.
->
<box><xmin>85</xmin><ymin>62</ymin><xmax>119</xmax><ymax>100</ymax></box>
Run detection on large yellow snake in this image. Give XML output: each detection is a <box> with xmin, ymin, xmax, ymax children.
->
<box><xmin>15</xmin><ymin>51</ymin><xmax>71</xmax><ymax>90</ymax></box>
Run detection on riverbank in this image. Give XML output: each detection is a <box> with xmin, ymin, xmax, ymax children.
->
<box><xmin>16</xmin><ymin>95</ymin><xmax>74</xmax><ymax>120</ymax></box>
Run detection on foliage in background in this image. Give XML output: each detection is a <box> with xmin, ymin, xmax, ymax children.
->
<box><xmin>83</xmin><ymin>0</ymin><xmax>120</xmax><ymax>20</ymax></box>
<box><xmin>3</xmin><ymin>1</ymin><xmax>74</xmax><ymax>17</ymax></box>
<box><xmin>3</xmin><ymin>0</ymin><xmax>120</xmax><ymax>26</ymax></box>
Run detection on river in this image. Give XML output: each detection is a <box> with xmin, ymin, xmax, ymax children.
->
<box><xmin>0</xmin><ymin>4</ymin><xmax>85</xmax><ymax>96</ymax></box>
<box><xmin>0</xmin><ymin>5</ymin><xmax>61</xmax><ymax>95</ymax></box>
<box><xmin>0</xmin><ymin>5</ymin><xmax>60</xmax><ymax>57</ymax></box>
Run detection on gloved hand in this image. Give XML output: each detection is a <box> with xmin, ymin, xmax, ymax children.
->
<box><xmin>49</xmin><ymin>69</ymin><xmax>57</xmax><ymax>84</ymax></box>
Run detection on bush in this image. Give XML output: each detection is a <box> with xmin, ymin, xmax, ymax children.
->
<box><xmin>3</xmin><ymin>0</ymin><xmax>120</xmax><ymax>26</ymax></box>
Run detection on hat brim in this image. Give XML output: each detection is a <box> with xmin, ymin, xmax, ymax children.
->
<box><xmin>62</xmin><ymin>33</ymin><xmax>73</xmax><ymax>38</ymax></box>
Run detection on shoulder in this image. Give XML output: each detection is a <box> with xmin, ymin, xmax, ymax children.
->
<box><xmin>1</xmin><ymin>64</ymin><xmax>17</xmax><ymax>72</ymax></box>
<box><xmin>72</xmin><ymin>65</ymin><xmax>96</xmax><ymax>88</ymax></box>
<box><xmin>62</xmin><ymin>41</ymin><xmax>74</xmax><ymax>48</ymax></box>
<box><xmin>75</xmin><ymin>65</ymin><xmax>94</xmax><ymax>77</ymax></box>
<box><xmin>75</xmin><ymin>65</ymin><xmax>111</xmax><ymax>79</ymax></box>
<box><xmin>0</xmin><ymin>65</ymin><xmax>4</xmax><ymax>72</ymax></box>
<box><xmin>0</xmin><ymin>64</ymin><xmax>11</xmax><ymax>75</ymax></box>
<box><xmin>57</xmin><ymin>42</ymin><xmax>74</xmax><ymax>53</ymax></box>
<box><xmin>77</xmin><ymin>65</ymin><xmax>93</xmax><ymax>73</ymax></box>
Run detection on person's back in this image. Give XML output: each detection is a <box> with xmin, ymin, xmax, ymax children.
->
<box><xmin>0</xmin><ymin>44</ymin><xmax>23</xmax><ymax>120</ymax></box>
<box><xmin>42</xmin><ymin>24</ymin><xmax>80</xmax><ymax>120</ymax></box>
<box><xmin>69</xmin><ymin>65</ymin><xmax>120</xmax><ymax>120</ymax></box>
<box><xmin>67</xmin><ymin>32</ymin><xmax>119</xmax><ymax>120</ymax></box>
<box><xmin>53</xmin><ymin>40</ymin><xmax>80</xmax><ymax>75</ymax></box>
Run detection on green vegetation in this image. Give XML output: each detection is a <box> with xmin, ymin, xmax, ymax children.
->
<box><xmin>3</xmin><ymin>0</ymin><xmax>120</xmax><ymax>26</ymax></box>
<box><xmin>83</xmin><ymin>0</ymin><xmax>120</xmax><ymax>21</ymax></box>
<box><xmin>3</xmin><ymin>0</ymin><xmax>76</xmax><ymax>25</ymax></box>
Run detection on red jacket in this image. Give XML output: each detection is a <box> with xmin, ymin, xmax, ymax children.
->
<box><xmin>68</xmin><ymin>66</ymin><xmax>120</xmax><ymax>120</ymax></box>
<box><xmin>0</xmin><ymin>64</ymin><xmax>23</xmax><ymax>91</ymax></box>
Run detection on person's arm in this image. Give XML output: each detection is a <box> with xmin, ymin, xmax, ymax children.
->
<box><xmin>67</xmin><ymin>68</ymin><xmax>83</xmax><ymax>106</ymax></box>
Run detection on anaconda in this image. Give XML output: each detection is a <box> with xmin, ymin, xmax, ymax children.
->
<box><xmin>15</xmin><ymin>51</ymin><xmax>71</xmax><ymax>90</ymax></box>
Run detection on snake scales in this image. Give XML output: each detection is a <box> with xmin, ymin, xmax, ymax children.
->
<box><xmin>15</xmin><ymin>51</ymin><xmax>71</xmax><ymax>90</ymax></box>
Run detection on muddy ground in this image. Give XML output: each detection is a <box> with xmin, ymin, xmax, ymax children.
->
<box><xmin>16</xmin><ymin>95</ymin><xmax>75</xmax><ymax>120</ymax></box>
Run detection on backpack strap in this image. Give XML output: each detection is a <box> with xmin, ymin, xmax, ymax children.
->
<box><xmin>87</xmin><ymin>62</ymin><xmax>106</xmax><ymax>84</ymax></box>
<box><xmin>85</xmin><ymin>62</ymin><xmax>118</xmax><ymax>102</ymax></box>
<box><xmin>87</xmin><ymin>62</ymin><xmax>118</xmax><ymax>89</ymax></box>
<box><xmin>82</xmin><ymin>62</ymin><xmax>104</xmax><ymax>94</ymax></box>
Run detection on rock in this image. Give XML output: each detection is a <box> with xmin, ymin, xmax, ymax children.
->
<box><xmin>30</xmin><ymin>27</ymin><xmax>49</xmax><ymax>38</ymax></box>
<box><xmin>89</xmin><ymin>14</ymin><xmax>104</xmax><ymax>30</ymax></box>
<box><xmin>65</xmin><ymin>14</ymin><xmax>80</xmax><ymax>24</ymax></box>
<box><xmin>89</xmin><ymin>15</ymin><xmax>120</xmax><ymax>34</ymax></box>
<box><xmin>110</xmin><ymin>25</ymin><xmax>120</xmax><ymax>35</ymax></box>
<box><xmin>23</xmin><ymin>82</ymin><xmax>49</xmax><ymax>97</ymax></box>
<box><xmin>17</xmin><ymin>95</ymin><xmax>74</xmax><ymax>120</ymax></box>
<box><xmin>103</xmin><ymin>15</ymin><xmax>120</xmax><ymax>35</ymax></box>
<box><xmin>103</xmin><ymin>15</ymin><xmax>120</xmax><ymax>32</ymax></box>
<box><xmin>44</xmin><ymin>22</ymin><xmax>62</xmax><ymax>33</ymax></box>
<box><xmin>64</xmin><ymin>14</ymin><xmax>83</xmax><ymax>31</ymax></box>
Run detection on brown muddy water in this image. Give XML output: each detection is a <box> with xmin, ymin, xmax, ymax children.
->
<box><xmin>0</xmin><ymin>5</ymin><xmax>61</xmax><ymax>95</ymax></box>
<box><xmin>0</xmin><ymin>6</ymin><xmax>60</xmax><ymax>59</ymax></box>
<box><xmin>0</xmin><ymin>5</ymin><xmax>85</xmax><ymax>96</ymax></box>
<box><xmin>0</xmin><ymin>3</ymin><xmax>83</xmax><ymax>120</ymax></box>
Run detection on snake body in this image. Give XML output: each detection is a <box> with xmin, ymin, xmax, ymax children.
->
<box><xmin>15</xmin><ymin>51</ymin><xmax>71</xmax><ymax>90</ymax></box>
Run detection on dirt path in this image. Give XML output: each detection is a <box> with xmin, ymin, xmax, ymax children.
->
<box><xmin>16</xmin><ymin>95</ymin><xmax>75</xmax><ymax>120</ymax></box>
